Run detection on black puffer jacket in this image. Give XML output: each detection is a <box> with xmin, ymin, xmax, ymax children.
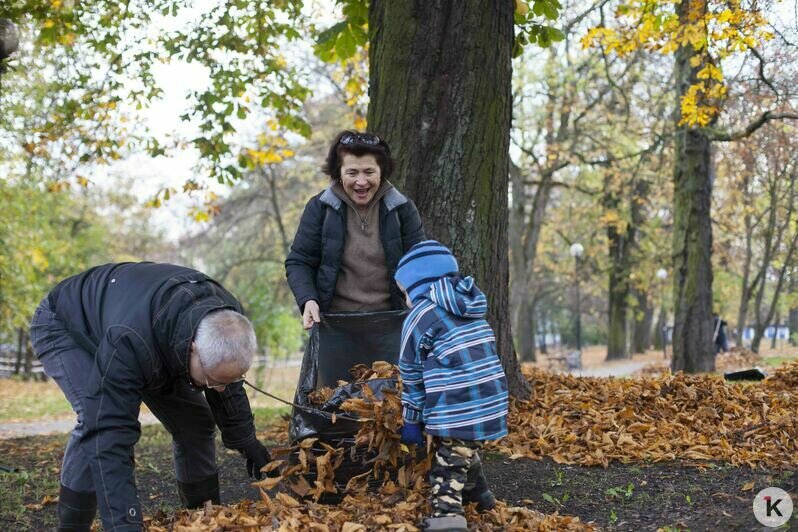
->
<box><xmin>285</xmin><ymin>185</ymin><xmax>425</xmax><ymax>312</ymax></box>
<box><xmin>45</xmin><ymin>262</ymin><xmax>258</xmax><ymax>529</ymax></box>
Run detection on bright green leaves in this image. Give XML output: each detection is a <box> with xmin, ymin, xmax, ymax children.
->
<box><xmin>160</xmin><ymin>0</ymin><xmax>311</xmax><ymax>183</ymax></box>
<box><xmin>514</xmin><ymin>0</ymin><xmax>564</xmax><ymax>56</ymax></box>
<box><xmin>314</xmin><ymin>0</ymin><xmax>368</xmax><ymax>63</ymax></box>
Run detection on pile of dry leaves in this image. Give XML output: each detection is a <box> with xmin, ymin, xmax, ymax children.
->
<box><xmin>147</xmin><ymin>361</ymin><xmax>594</xmax><ymax>531</ymax></box>
<box><xmin>308</xmin><ymin>362</ymin><xmax>399</xmax><ymax>406</ymax></box>
<box><xmin>633</xmin><ymin>347</ymin><xmax>764</xmax><ymax>377</ymax></box>
<box><xmin>146</xmin><ymin>491</ymin><xmax>592</xmax><ymax>531</ymax></box>
<box><xmin>764</xmin><ymin>360</ymin><xmax>798</xmax><ymax>392</ymax></box>
<box><xmin>494</xmin><ymin>363</ymin><xmax>798</xmax><ymax>468</ymax></box>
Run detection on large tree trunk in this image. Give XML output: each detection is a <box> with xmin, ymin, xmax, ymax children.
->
<box><xmin>605</xmin><ymin>187</ymin><xmax>630</xmax><ymax>360</ymax></box>
<box><xmin>670</xmin><ymin>0</ymin><xmax>715</xmax><ymax>373</ymax></box>
<box><xmin>633</xmin><ymin>289</ymin><xmax>655</xmax><ymax>354</ymax></box>
<box><xmin>607</xmin><ymin>269</ymin><xmax>629</xmax><ymax>359</ymax></box>
<box><xmin>509</xmin><ymin>162</ymin><xmax>536</xmax><ymax>362</ymax></box>
<box><xmin>368</xmin><ymin>1</ymin><xmax>529</xmax><ymax>397</ymax></box>
<box><xmin>517</xmin><ymin>298</ymin><xmax>537</xmax><ymax>362</ymax></box>
<box><xmin>653</xmin><ymin>306</ymin><xmax>667</xmax><ymax>351</ymax></box>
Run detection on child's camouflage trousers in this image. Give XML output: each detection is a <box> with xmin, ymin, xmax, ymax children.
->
<box><xmin>429</xmin><ymin>438</ymin><xmax>485</xmax><ymax>517</ymax></box>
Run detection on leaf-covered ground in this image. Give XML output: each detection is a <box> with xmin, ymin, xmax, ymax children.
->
<box><xmin>2</xmin><ymin>362</ymin><xmax>797</xmax><ymax>530</ymax></box>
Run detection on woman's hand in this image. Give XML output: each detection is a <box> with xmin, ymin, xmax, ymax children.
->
<box><xmin>302</xmin><ymin>300</ymin><xmax>320</xmax><ymax>329</ymax></box>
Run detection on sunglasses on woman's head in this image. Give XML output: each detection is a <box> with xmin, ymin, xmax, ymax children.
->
<box><xmin>340</xmin><ymin>132</ymin><xmax>380</xmax><ymax>146</ymax></box>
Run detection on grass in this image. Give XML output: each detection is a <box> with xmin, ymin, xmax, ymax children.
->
<box><xmin>0</xmin><ymin>364</ymin><xmax>300</xmax><ymax>424</ymax></box>
<box><xmin>0</xmin><ymin>406</ymin><xmax>289</xmax><ymax>530</ymax></box>
<box><xmin>0</xmin><ymin>436</ymin><xmax>65</xmax><ymax>530</ymax></box>
<box><xmin>0</xmin><ymin>378</ymin><xmax>72</xmax><ymax>422</ymax></box>
<box><xmin>761</xmin><ymin>355</ymin><xmax>796</xmax><ymax>367</ymax></box>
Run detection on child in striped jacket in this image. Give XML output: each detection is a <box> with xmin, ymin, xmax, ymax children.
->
<box><xmin>394</xmin><ymin>240</ymin><xmax>509</xmax><ymax>532</ymax></box>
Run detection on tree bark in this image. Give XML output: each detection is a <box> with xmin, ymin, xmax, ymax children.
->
<box><xmin>517</xmin><ymin>298</ymin><xmax>537</xmax><ymax>362</ymax></box>
<box><xmin>770</xmin><ymin>311</ymin><xmax>780</xmax><ymax>350</ymax></box>
<box><xmin>749</xmin><ymin>174</ymin><xmax>798</xmax><ymax>353</ymax></box>
<box><xmin>653</xmin><ymin>306</ymin><xmax>667</xmax><ymax>351</ymax></box>
<box><xmin>536</xmin><ymin>306</ymin><xmax>548</xmax><ymax>355</ymax></box>
<box><xmin>735</xmin><ymin>159</ymin><xmax>755</xmax><ymax>345</ymax></box>
<box><xmin>633</xmin><ymin>288</ymin><xmax>655</xmax><ymax>353</ymax></box>
<box><xmin>670</xmin><ymin>0</ymin><xmax>715</xmax><ymax>373</ymax></box>
<box><xmin>604</xmin><ymin>185</ymin><xmax>631</xmax><ymax>360</ymax></box>
<box><xmin>790</xmin><ymin>269</ymin><xmax>798</xmax><ymax>346</ymax></box>
<box><xmin>368</xmin><ymin>1</ymin><xmax>529</xmax><ymax>397</ymax></box>
<box><xmin>14</xmin><ymin>327</ymin><xmax>24</xmax><ymax>374</ymax></box>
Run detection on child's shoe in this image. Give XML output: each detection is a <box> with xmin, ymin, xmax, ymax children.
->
<box><xmin>463</xmin><ymin>486</ymin><xmax>496</xmax><ymax>512</ymax></box>
<box><xmin>422</xmin><ymin>514</ymin><xmax>468</xmax><ymax>531</ymax></box>
<box><xmin>463</xmin><ymin>460</ymin><xmax>496</xmax><ymax>511</ymax></box>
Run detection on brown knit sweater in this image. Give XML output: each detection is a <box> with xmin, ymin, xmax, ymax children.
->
<box><xmin>328</xmin><ymin>180</ymin><xmax>393</xmax><ymax>312</ymax></box>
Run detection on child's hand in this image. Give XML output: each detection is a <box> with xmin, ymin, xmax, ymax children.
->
<box><xmin>400</xmin><ymin>422</ymin><xmax>424</xmax><ymax>445</ymax></box>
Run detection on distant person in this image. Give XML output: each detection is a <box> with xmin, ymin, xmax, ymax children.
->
<box><xmin>285</xmin><ymin>130</ymin><xmax>425</xmax><ymax>329</ymax></box>
<box><xmin>395</xmin><ymin>241</ymin><xmax>508</xmax><ymax>532</ymax></box>
<box><xmin>713</xmin><ymin>312</ymin><xmax>729</xmax><ymax>354</ymax></box>
<box><xmin>30</xmin><ymin>263</ymin><xmax>276</xmax><ymax>532</ymax></box>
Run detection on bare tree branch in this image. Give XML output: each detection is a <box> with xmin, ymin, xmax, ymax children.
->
<box><xmin>711</xmin><ymin>111</ymin><xmax>798</xmax><ymax>142</ymax></box>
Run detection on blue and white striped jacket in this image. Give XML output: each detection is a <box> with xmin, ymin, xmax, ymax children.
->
<box><xmin>399</xmin><ymin>275</ymin><xmax>508</xmax><ymax>441</ymax></box>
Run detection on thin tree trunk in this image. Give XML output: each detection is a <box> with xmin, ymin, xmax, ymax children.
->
<box><xmin>751</xmin><ymin>231</ymin><xmax>798</xmax><ymax>352</ymax></box>
<box><xmin>368</xmin><ymin>1</ymin><xmax>529</xmax><ymax>397</ymax></box>
<box><xmin>14</xmin><ymin>327</ymin><xmax>24</xmax><ymax>374</ymax></box>
<box><xmin>790</xmin><ymin>268</ymin><xmax>798</xmax><ymax>346</ymax></box>
<box><xmin>23</xmin><ymin>335</ymin><xmax>33</xmax><ymax>379</ymax></box>
<box><xmin>537</xmin><ymin>306</ymin><xmax>548</xmax><ymax>355</ymax></box>
<box><xmin>736</xmin><ymin>164</ymin><xmax>755</xmax><ymax>344</ymax></box>
<box><xmin>771</xmin><ymin>311</ymin><xmax>780</xmax><ymax>350</ymax></box>
<box><xmin>750</xmin><ymin>176</ymin><xmax>798</xmax><ymax>353</ymax></box>
<box><xmin>670</xmin><ymin>0</ymin><xmax>715</xmax><ymax>372</ymax></box>
<box><xmin>264</xmin><ymin>166</ymin><xmax>290</xmax><ymax>258</ymax></box>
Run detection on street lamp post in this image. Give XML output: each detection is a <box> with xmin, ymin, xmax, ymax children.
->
<box><xmin>656</xmin><ymin>268</ymin><xmax>668</xmax><ymax>359</ymax></box>
<box><xmin>570</xmin><ymin>243</ymin><xmax>584</xmax><ymax>352</ymax></box>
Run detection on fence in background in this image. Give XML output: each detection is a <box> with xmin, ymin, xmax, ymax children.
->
<box><xmin>0</xmin><ymin>329</ymin><xmax>44</xmax><ymax>380</ymax></box>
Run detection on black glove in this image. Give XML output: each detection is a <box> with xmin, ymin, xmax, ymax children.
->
<box><xmin>240</xmin><ymin>440</ymin><xmax>278</xmax><ymax>480</ymax></box>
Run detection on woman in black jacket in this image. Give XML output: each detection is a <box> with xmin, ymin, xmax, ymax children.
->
<box><xmin>285</xmin><ymin>130</ymin><xmax>426</xmax><ymax>328</ymax></box>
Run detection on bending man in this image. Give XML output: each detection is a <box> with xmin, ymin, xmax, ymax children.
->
<box><xmin>30</xmin><ymin>262</ymin><xmax>274</xmax><ymax>531</ymax></box>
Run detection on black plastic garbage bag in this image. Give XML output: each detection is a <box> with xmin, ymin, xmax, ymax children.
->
<box><xmin>288</xmin><ymin>310</ymin><xmax>408</xmax><ymax>443</ymax></box>
<box><xmin>723</xmin><ymin>367</ymin><xmax>768</xmax><ymax>381</ymax></box>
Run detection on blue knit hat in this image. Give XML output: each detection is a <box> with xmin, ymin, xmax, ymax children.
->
<box><xmin>395</xmin><ymin>240</ymin><xmax>459</xmax><ymax>302</ymax></box>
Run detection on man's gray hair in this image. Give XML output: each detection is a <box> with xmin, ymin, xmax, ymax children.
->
<box><xmin>194</xmin><ymin>310</ymin><xmax>257</xmax><ymax>374</ymax></box>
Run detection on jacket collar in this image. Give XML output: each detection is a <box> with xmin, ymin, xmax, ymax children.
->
<box><xmin>320</xmin><ymin>181</ymin><xmax>409</xmax><ymax>212</ymax></box>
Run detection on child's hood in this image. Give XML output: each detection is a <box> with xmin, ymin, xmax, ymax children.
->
<box><xmin>428</xmin><ymin>275</ymin><xmax>488</xmax><ymax>318</ymax></box>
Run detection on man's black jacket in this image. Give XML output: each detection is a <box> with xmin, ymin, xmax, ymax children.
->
<box><xmin>45</xmin><ymin>262</ymin><xmax>258</xmax><ymax>528</ymax></box>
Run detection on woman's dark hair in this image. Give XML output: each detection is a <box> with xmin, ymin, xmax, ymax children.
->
<box><xmin>322</xmin><ymin>130</ymin><xmax>394</xmax><ymax>182</ymax></box>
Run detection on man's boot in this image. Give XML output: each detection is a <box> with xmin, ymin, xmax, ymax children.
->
<box><xmin>462</xmin><ymin>458</ymin><xmax>496</xmax><ymax>512</ymax></box>
<box><xmin>57</xmin><ymin>484</ymin><xmax>97</xmax><ymax>532</ymax></box>
<box><xmin>177</xmin><ymin>473</ymin><xmax>221</xmax><ymax>509</ymax></box>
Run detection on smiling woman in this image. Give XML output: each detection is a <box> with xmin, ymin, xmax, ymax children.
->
<box><xmin>285</xmin><ymin>130</ymin><xmax>426</xmax><ymax>329</ymax></box>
